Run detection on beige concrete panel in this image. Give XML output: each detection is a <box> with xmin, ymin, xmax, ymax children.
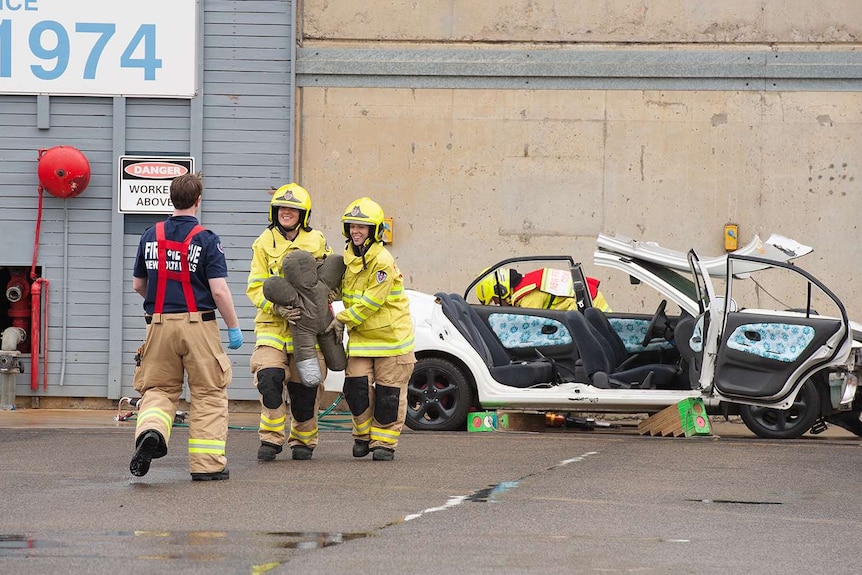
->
<box><xmin>299</xmin><ymin>86</ymin><xmax>862</xmax><ymax>318</ymax></box>
<box><xmin>763</xmin><ymin>0</ymin><xmax>862</xmax><ymax>42</ymax></box>
<box><xmin>302</xmin><ymin>0</ymin><xmax>862</xmax><ymax>43</ymax></box>
<box><xmin>600</xmin><ymin>90</ymin><xmax>862</xmax><ymax>318</ymax></box>
<box><xmin>300</xmin><ymin>87</ymin><xmax>607</xmax><ymax>293</ymax></box>
<box><xmin>606</xmin><ymin>90</ymin><xmax>766</xmax><ymax>124</ymax></box>
<box><xmin>603</xmin><ymin>91</ymin><xmax>763</xmax><ymax>248</ymax></box>
<box><xmin>757</xmin><ymin>109</ymin><xmax>862</xmax><ymax>315</ymax></box>
<box><xmin>759</xmin><ymin>91</ymin><xmax>862</xmax><ymax>125</ymax></box>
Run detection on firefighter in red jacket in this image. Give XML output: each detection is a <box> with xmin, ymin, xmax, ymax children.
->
<box><xmin>475</xmin><ymin>267</ymin><xmax>611</xmax><ymax>312</ymax></box>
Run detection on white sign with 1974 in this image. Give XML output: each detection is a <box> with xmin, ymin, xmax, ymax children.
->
<box><xmin>0</xmin><ymin>0</ymin><xmax>196</xmax><ymax>98</ymax></box>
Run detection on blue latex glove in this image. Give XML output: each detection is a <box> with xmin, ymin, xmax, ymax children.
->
<box><xmin>228</xmin><ymin>327</ymin><xmax>243</xmax><ymax>349</ymax></box>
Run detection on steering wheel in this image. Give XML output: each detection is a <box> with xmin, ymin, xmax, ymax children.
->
<box><xmin>641</xmin><ymin>299</ymin><xmax>668</xmax><ymax>348</ymax></box>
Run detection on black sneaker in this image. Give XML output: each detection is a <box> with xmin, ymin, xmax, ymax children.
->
<box><xmin>257</xmin><ymin>442</ymin><xmax>283</xmax><ymax>461</ymax></box>
<box><xmin>372</xmin><ymin>447</ymin><xmax>395</xmax><ymax>461</ymax></box>
<box><xmin>191</xmin><ymin>469</ymin><xmax>230</xmax><ymax>481</ymax></box>
<box><xmin>291</xmin><ymin>445</ymin><xmax>313</xmax><ymax>460</ymax></box>
<box><xmin>129</xmin><ymin>430</ymin><xmax>165</xmax><ymax>477</ymax></box>
<box><xmin>352</xmin><ymin>439</ymin><xmax>370</xmax><ymax>458</ymax></box>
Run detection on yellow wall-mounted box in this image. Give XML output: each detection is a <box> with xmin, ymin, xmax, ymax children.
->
<box><xmin>382</xmin><ymin>217</ymin><xmax>394</xmax><ymax>244</ymax></box>
<box><xmin>724</xmin><ymin>223</ymin><xmax>738</xmax><ymax>252</ymax></box>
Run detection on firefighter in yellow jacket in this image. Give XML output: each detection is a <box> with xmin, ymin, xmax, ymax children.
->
<box><xmin>325</xmin><ymin>197</ymin><xmax>415</xmax><ymax>461</ymax></box>
<box><xmin>247</xmin><ymin>184</ymin><xmax>332</xmax><ymax>462</ymax></box>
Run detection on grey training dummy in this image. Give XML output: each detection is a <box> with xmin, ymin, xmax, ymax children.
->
<box><xmin>263</xmin><ymin>251</ymin><xmax>347</xmax><ymax>387</ymax></box>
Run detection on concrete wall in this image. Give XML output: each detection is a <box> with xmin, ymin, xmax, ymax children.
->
<box><xmin>301</xmin><ymin>0</ymin><xmax>862</xmax><ymax>43</ymax></box>
<box><xmin>296</xmin><ymin>1</ymin><xmax>862</xmax><ymax>319</ymax></box>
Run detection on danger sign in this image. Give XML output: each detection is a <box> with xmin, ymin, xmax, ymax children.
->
<box><xmin>118</xmin><ymin>156</ymin><xmax>195</xmax><ymax>214</ymax></box>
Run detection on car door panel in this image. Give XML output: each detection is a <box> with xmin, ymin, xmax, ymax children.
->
<box><xmin>487</xmin><ymin>313</ymin><xmax>572</xmax><ymax>350</ymax></box>
<box><xmin>713</xmin><ymin>313</ymin><xmax>842</xmax><ymax>399</ymax></box>
<box><xmin>472</xmin><ymin>306</ymin><xmax>578</xmax><ymax>363</ymax></box>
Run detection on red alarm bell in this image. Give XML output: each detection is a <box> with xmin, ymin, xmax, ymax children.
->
<box><xmin>37</xmin><ymin>146</ymin><xmax>91</xmax><ymax>199</ymax></box>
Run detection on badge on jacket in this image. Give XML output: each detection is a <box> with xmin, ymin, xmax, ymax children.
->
<box><xmin>376</xmin><ymin>270</ymin><xmax>387</xmax><ymax>284</ymax></box>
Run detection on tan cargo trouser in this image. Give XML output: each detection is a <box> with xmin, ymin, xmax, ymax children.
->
<box><xmin>133</xmin><ymin>312</ymin><xmax>232</xmax><ymax>474</ymax></box>
<box><xmin>250</xmin><ymin>345</ymin><xmax>327</xmax><ymax>449</ymax></box>
<box><xmin>345</xmin><ymin>352</ymin><xmax>415</xmax><ymax>451</ymax></box>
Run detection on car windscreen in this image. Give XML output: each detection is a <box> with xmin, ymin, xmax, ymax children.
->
<box><xmin>634</xmin><ymin>258</ymin><xmax>699</xmax><ymax>303</ymax></box>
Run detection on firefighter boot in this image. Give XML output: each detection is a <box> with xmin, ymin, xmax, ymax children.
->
<box><xmin>130</xmin><ymin>430</ymin><xmax>166</xmax><ymax>477</ymax></box>
<box><xmin>191</xmin><ymin>469</ymin><xmax>230</xmax><ymax>481</ymax></box>
<box><xmin>372</xmin><ymin>447</ymin><xmax>395</xmax><ymax>461</ymax></box>
<box><xmin>291</xmin><ymin>445</ymin><xmax>314</xmax><ymax>460</ymax></box>
<box><xmin>258</xmin><ymin>441</ymin><xmax>283</xmax><ymax>462</ymax></box>
<box><xmin>353</xmin><ymin>439</ymin><xmax>370</xmax><ymax>458</ymax></box>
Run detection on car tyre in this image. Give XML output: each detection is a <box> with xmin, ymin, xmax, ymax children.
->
<box><xmin>738</xmin><ymin>379</ymin><xmax>821</xmax><ymax>439</ymax></box>
<box><xmin>406</xmin><ymin>357</ymin><xmax>474</xmax><ymax>431</ymax></box>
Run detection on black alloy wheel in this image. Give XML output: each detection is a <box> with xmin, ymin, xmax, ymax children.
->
<box><xmin>738</xmin><ymin>379</ymin><xmax>821</xmax><ymax>439</ymax></box>
<box><xmin>406</xmin><ymin>357</ymin><xmax>474</xmax><ymax>431</ymax></box>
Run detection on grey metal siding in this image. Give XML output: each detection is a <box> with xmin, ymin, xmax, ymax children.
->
<box><xmin>1</xmin><ymin>1</ymin><xmax>296</xmax><ymax>403</ymax></box>
<box><xmin>188</xmin><ymin>0</ymin><xmax>296</xmax><ymax>400</ymax></box>
<box><xmin>1</xmin><ymin>97</ymin><xmax>115</xmax><ymax>397</ymax></box>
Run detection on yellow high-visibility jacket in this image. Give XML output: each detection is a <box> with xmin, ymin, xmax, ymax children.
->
<box><xmin>513</xmin><ymin>268</ymin><xmax>612</xmax><ymax>312</ymax></box>
<box><xmin>516</xmin><ymin>289</ymin><xmax>579</xmax><ymax>311</ymax></box>
<box><xmin>336</xmin><ymin>241</ymin><xmax>415</xmax><ymax>357</ymax></box>
<box><xmin>247</xmin><ymin>226</ymin><xmax>332</xmax><ymax>352</ymax></box>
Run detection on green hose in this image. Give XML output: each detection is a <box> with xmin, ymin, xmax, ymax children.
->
<box><xmin>122</xmin><ymin>393</ymin><xmax>353</xmax><ymax>432</ymax></box>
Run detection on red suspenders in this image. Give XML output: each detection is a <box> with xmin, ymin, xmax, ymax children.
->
<box><xmin>153</xmin><ymin>221</ymin><xmax>205</xmax><ymax>314</ymax></box>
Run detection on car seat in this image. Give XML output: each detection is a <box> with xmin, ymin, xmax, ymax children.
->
<box><xmin>565</xmin><ymin>311</ymin><xmax>684</xmax><ymax>389</ymax></box>
<box><xmin>671</xmin><ymin>314</ymin><xmax>702</xmax><ymax>389</ymax></box>
<box><xmin>584</xmin><ymin>307</ymin><xmax>640</xmax><ymax>370</ymax></box>
<box><xmin>435</xmin><ymin>293</ymin><xmax>558</xmax><ymax>388</ymax></box>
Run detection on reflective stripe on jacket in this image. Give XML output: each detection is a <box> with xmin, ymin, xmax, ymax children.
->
<box><xmin>336</xmin><ymin>242</ymin><xmax>415</xmax><ymax>357</ymax></box>
<box><xmin>247</xmin><ymin>227</ymin><xmax>332</xmax><ymax>352</ymax></box>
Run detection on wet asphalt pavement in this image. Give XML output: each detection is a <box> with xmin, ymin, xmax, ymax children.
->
<box><xmin>1</xmin><ymin>411</ymin><xmax>862</xmax><ymax>575</ymax></box>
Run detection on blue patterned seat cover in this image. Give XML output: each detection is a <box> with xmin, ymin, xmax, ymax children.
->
<box><xmin>488</xmin><ymin>313</ymin><xmax>573</xmax><ymax>349</ymax></box>
<box><xmin>608</xmin><ymin>318</ymin><xmax>675</xmax><ymax>352</ymax></box>
<box><xmin>726</xmin><ymin>323</ymin><xmax>815</xmax><ymax>362</ymax></box>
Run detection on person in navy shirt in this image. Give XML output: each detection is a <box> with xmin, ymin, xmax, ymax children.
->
<box><xmin>129</xmin><ymin>173</ymin><xmax>243</xmax><ymax>481</ymax></box>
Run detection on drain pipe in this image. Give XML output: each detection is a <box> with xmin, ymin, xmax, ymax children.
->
<box><xmin>29</xmin><ymin>182</ymin><xmax>46</xmax><ymax>391</ymax></box>
<box><xmin>59</xmin><ymin>202</ymin><xmax>69</xmax><ymax>386</ymax></box>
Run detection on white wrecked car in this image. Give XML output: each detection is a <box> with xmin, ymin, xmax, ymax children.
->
<box><xmin>326</xmin><ymin>234</ymin><xmax>862</xmax><ymax>439</ymax></box>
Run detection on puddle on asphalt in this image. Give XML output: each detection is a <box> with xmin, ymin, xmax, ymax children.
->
<box><xmin>686</xmin><ymin>498</ymin><xmax>783</xmax><ymax>505</ymax></box>
<box><xmin>267</xmin><ymin>531</ymin><xmax>369</xmax><ymax>549</ymax></box>
<box><xmin>404</xmin><ymin>450</ymin><xmax>599</xmax><ymax>522</ymax></box>
<box><xmin>0</xmin><ymin>529</ymin><xmax>370</xmax><ymax>558</ymax></box>
<box><xmin>466</xmin><ymin>480</ymin><xmax>521</xmax><ymax>502</ymax></box>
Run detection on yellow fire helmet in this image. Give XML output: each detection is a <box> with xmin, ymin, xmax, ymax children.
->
<box><xmin>475</xmin><ymin>268</ymin><xmax>513</xmax><ymax>305</ymax></box>
<box><xmin>341</xmin><ymin>197</ymin><xmax>386</xmax><ymax>243</ymax></box>
<box><xmin>270</xmin><ymin>183</ymin><xmax>312</xmax><ymax>229</ymax></box>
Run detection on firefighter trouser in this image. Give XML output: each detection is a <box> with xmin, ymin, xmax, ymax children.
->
<box><xmin>133</xmin><ymin>312</ymin><xmax>232</xmax><ymax>474</ymax></box>
<box><xmin>343</xmin><ymin>352</ymin><xmax>415</xmax><ymax>451</ymax></box>
<box><xmin>251</xmin><ymin>345</ymin><xmax>327</xmax><ymax>450</ymax></box>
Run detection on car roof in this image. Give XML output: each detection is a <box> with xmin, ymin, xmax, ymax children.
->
<box><xmin>595</xmin><ymin>233</ymin><xmax>812</xmax><ymax>277</ymax></box>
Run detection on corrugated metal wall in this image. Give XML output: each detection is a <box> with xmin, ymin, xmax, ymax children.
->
<box><xmin>0</xmin><ymin>0</ymin><xmax>295</xmax><ymax>402</ymax></box>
